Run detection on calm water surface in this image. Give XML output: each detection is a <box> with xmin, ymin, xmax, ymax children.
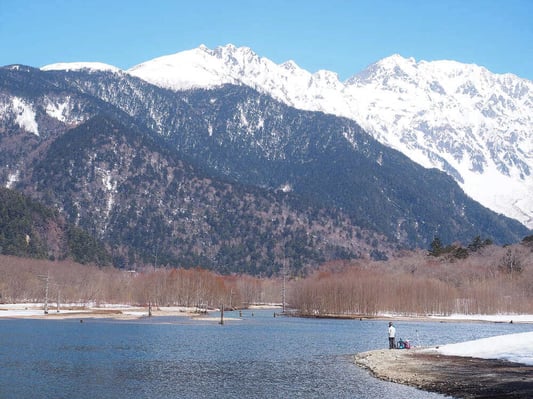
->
<box><xmin>1</xmin><ymin>310</ymin><xmax>531</xmax><ymax>399</ymax></box>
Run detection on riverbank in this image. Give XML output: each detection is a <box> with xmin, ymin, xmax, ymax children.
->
<box><xmin>0</xmin><ymin>303</ymin><xmax>279</xmax><ymax>320</ymax></box>
<box><xmin>0</xmin><ymin>303</ymin><xmax>205</xmax><ymax>320</ymax></box>
<box><xmin>355</xmin><ymin>348</ymin><xmax>533</xmax><ymax>398</ymax></box>
<box><xmin>294</xmin><ymin>312</ymin><xmax>533</xmax><ymax>324</ymax></box>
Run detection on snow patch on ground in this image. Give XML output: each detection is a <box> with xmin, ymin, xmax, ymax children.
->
<box><xmin>419</xmin><ymin>314</ymin><xmax>533</xmax><ymax>365</ymax></box>
<box><xmin>433</xmin><ymin>331</ymin><xmax>533</xmax><ymax>366</ymax></box>
<box><xmin>431</xmin><ymin>314</ymin><xmax>533</xmax><ymax>323</ymax></box>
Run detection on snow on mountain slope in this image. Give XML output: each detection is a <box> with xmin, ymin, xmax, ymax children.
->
<box><xmin>127</xmin><ymin>44</ymin><xmax>348</xmax><ymax>112</ymax></box>
<box><xmin>10</xmin><ymin>97</ymin><xmax>39</xmax><ymax>136</ymax></box>
<box><xmin>41</xmin><ymin>62</ymin><xmax>121</xmax><ymax>73</ymax></box>
<box><xmin>346</xmin><ymin>56</ymin><xmax>533</xmax><ymax>229</ymax></box>
<box><xmin>128</xmin><ymin>45</ymin><xmax>238</xmax><ymax>89</ymax></box>
<box><xmin>128</xmin><ymin>45</ymin><xmax>533</xmax><ymax>229</ymax></box>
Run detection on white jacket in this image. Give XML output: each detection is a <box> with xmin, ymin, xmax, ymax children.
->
<box><xmin>388</xmin><ymin>325</ymin><xmax>396</xmax><ymax>338</ymax></box>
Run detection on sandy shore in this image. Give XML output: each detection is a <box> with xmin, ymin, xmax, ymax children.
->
<box><xmin>0</xmin><ymin>303</ymin><xmax>206</xmax><ymax>320</ymax></box>
<box><xmin>355</xmin><ymin>348</ymin><xmax>533</xmax><ymax>398</ymax></box>
<box><xmin>0</xmin><ymin>303</ymin><xmax>277</xmax><ymax>321</ymax></box>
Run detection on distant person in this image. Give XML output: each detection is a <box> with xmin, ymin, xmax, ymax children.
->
<box><xmin>388</xmin><ymin>322</ymin><xmax>396</xmax><ymax>349</ymax></box>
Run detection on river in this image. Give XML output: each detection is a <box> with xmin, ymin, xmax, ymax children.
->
<box><xmin>1</xmin><ymin>309</ymin><xmax>530</xmax><ymax>398</ymax></box>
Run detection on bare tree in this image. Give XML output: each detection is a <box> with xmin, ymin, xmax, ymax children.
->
<box><xmin>498</xmin><ymin>248</ymin><xmax>523</xmax><ymax>277</ymax></box>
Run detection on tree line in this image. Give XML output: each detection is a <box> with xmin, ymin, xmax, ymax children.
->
<box><xmin>0</xmin><ymin>255</ymin><xmax>278</xmax><ymax>309</ymax></box>
<box><xmin>288</xmin><ymin>237</ymin><xmax>533</xmax><ymax>316</ymax></box>
<box><xmin>1</xmin><ymin>236</ymin><xmax>532</xmax><ymax>317</ymax></box>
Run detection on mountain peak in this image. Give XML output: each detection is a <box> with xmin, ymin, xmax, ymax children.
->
<box><xmin>127</xmin><ymin>44</ymin><xmax>299</xmax><ymax>92</ymax></box>
<box><xmin>127</xmin><ymin>46</ymin><xmax>236</xmax><ymax>90</ymax></box>
<box><xmin>212</xmin><ymin>44</ymin><xmax>263</xmax><ymax>67</ymax></box>
<box><xmin>281</xmin><ymin>60</ymin><xmax>299</xmax><ymax>71</ymax></box>
<box><xmin>348</xmin><ymin>54</ymin><xmax>419</xmax><ymax>85</ymax></box>
<box><xmin>379</xmin><ymin>53</ymin><xmax>415</xmax><ymax>66</ymax></box>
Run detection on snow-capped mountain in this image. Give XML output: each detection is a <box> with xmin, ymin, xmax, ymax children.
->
<box><xmin>126</xmin><ymin>44</ymin><xmax>533</xmax><ymax>229</ymax></box>
<box><xmin>2</xmin><ymin>58</ymin><xmax>529</xmax><ymax>262</ymax></box>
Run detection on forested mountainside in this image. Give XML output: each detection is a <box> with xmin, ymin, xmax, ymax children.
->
<box><xmin>18</xmin><ymin>115</ymin><xmax>393</xmax><ymax>274</ymax></box>
<box><xmin>0</xmin><ymin>65</ymin><xmax>530</xmax><ymax>273</ymax></box>
<box><xmin>0</xmin><ymin>187</ymin><xmax>110</xmax><ymax>265</ymax></box>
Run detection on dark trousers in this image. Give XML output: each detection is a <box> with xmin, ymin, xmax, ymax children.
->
<box><xmin>389</xmin><ymin>337</ymin><xmax>395</xmax><ymax>349</ymax></box>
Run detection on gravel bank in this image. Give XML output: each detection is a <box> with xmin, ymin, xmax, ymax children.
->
<box><xmin>355</xmin><ymin>348</ymin><xmax>533</xmax><ymax>398</ymax></box>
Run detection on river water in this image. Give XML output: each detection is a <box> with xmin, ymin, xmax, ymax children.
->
<box><xmin>1</xmin><ymin>310</ymin><xmax>531</xmax><ymax>399</ymax></box>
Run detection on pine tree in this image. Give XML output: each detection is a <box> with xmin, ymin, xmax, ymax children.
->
<box><xmin>429</xmin><ymin>236</ymin><xmax>443</xmax><ymax>256</ymax></box>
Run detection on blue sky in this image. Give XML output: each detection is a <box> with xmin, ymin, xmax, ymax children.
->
<box><xmin>1</xmin><ymin>0</ymin><xmax>532</xmax><ymax>81</ymax></box>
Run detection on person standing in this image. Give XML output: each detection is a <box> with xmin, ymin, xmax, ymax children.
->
<box><xmin>388</xmin><ymin>322</ymin><xmax>396</xmax><ymax>349</ymax></box>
